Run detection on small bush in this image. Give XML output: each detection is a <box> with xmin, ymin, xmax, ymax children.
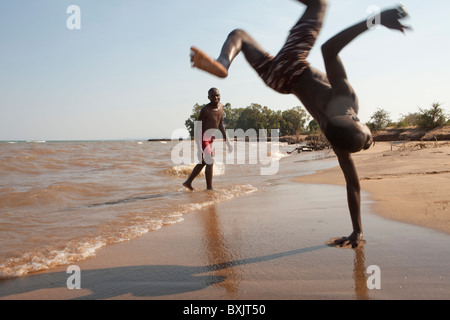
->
<box><xmin>417</xmin><ymin>102</ymin><xmax>448</xmax><ymax>129</ymax></box>
<box><xmin>367</xmin><ymin>108</ymin><xmax>392</xmax><ymax>131</ymax></box>
<box><xmin>396</xmin><ymin>112</ymin><xmax>420</xmax><ymax>128</ymax></box>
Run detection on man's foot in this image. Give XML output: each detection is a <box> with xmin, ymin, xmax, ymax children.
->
<box><xmin>183</xmin><ymin>182</ymin><xmax>195</xmax><ymax>191</ymax></box>
<box><xmin>190</xmin><ymin>47</ymin><xmax>228</xmax><ymax>78</ymax></box>
<box><xmin>380</xmin><ymin>4</ymin><xmax>411</xmax><ymax>33</ymax></box>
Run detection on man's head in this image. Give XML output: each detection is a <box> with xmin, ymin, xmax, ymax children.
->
<box><xmin>208</xmin><ymin>88</ymin><xmax>221</xmax><ymax>106</ymax></box>
<box><xmin>324</xmin><ymin>115</ymin><xmax>373</xmax><ymax>153</ymax></box>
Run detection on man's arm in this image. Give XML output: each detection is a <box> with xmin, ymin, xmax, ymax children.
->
<box><xmin>219</xmin><ymin>115</ymin><xmax>233</xmax><ymax>153</ymax></box>
<box><xmin>334</xmin><ymin>148</ymin><xmax>363</xmax><ymax>247</ymax></box>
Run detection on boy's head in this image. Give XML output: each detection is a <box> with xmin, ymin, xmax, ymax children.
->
<box><xmin>208</xmin><ymin>88</ymin><xmax>221</xmax><ymax>105</ymax></box>
<box><xmin>324</xmin><ymin>115</ymin><xmax>373</xmax><ymax>153</ymax></box>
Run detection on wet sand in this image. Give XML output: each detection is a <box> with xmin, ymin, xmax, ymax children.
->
<box><xmin>295</xmin><ymin>141</ymin><xmax>450</xmax><ymax>235</ymax></box>
<box><xmin>1</xmin><ymin>142</ymin><xmax>449</xmax><ymax>300</ymax></box>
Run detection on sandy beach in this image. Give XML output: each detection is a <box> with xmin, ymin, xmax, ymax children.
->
<box><xmin>1</xmin><ymin>142</ymin><xmax>449</xmax><ymax>301</ymax></box>
<box><xmin>295</xmin><ymin>141</ymin><xmax>450</xmax><ymax>235</ymax></box>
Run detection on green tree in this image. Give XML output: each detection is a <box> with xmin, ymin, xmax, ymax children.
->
<box><xmin>185</xmin><ymin>102</ymin><xmax>311</xmax><ymax>139</ymax></box>
<box><xmin>280</xmin><ymin>106</ymin><xmax>309</xmax><ymax>136</ymax></box>
<box><xmin>223</xmin><ymin>104</ymin><xmax>244</xmax><ymax>129</ymax></box>
<box><xmin>417</xmin><ymin>102</ymin><xmax>447</xmax><ymax>129</ymax></box>
<box><xmin>307</xmin><ymin>119</ymin><xmax>320</xmax><ymax>133</ymax></box>
<box><xmin>367</xmin><ymin>108</ymin><xmax>391</xmax><ymax>131</ymax></box>
<box><xmin>236</xmin><ymin>103</ymin><xmax>268</xmax><ymax>134</ymax></box>
<box><xmin>185</xmin><ymin>103</ymin><xmax>204</xmax><ymax>138</ymax></box>
<box><xmin>266</xmin><ymin>109</ymin><xmax>283</xmax><ymax>136</ymax></box>
<box><xmin>396</xmin><ymin>112</ymin><xmax>420</xmax><ymax>128</ymax></box>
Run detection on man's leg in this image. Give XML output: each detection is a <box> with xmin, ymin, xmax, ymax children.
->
<box><xmin>191</xmin><ymin>0</ymin><xmax>327</xmax><ymax>79</ymax></box>
<box><xmin>183</xmin><ymin>163</ymin><xmax>205</xmax><ymax>191</ymax></box>
<box><xmin>269</xmin><ymin>0</ymin><xmax>326</xmax><ymax>71</ymax></box>
<box><xmin>216</xmin><ymin>29</ymin><xmax>268</xmax><ymax>72</ymax></box>
<box><xmin>297</xmin><ymin>0</ymin><xmax>320</xmax><ymax>5</ymax></box>
<box><xmin>291</xmin><ymin>0</ymin><xmax>327</xmax><ymax>26</ymax></box>
<box><xmin>205</xmin><ymin>164</ymin><xmax>213</xmax><ymax>190</ymax></box>
<box><xmin>190</xmin><ymin>29</ymin><xmax>267</xmax><ymax>78</ymax></box>
<box><xmin>218</xmin><ymin>0</ymin><xmax>326</xmax><ymax>71</ymax></box>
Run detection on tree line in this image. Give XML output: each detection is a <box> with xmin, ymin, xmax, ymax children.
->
<box><xmin>367</xmin><ymin>102</ymin><xmax>449</xmax><ymax>131</ymax></box>
<box><xmin>185</xmin><ymin>101</ymin><xmax>449</xmax><ymax>138</ymax></box>
<box><xmin>185</xmin><ymin>103</ymin><xmax>314</xmax><ymax>138</ymax></box>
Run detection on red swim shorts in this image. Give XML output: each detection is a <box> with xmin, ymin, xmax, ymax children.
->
<box><xmin>202</xmin><ymin>132</ymin><xmax>214</xmax><ymax>157</ymax></box>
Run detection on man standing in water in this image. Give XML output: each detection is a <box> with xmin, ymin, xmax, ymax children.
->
<box><xmin>189</xmin><ymin>0</ymin><xmax>410</xmax><ymax>247</ymax></box>
<box><xmin>183</xmin><ymin>88</ymin><xmax>233</xmax><ymax>191</ymax></box>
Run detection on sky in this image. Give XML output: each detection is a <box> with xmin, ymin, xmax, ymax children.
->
<box><xmin>1</xmin><ymin>0</ymin><xmax>449</xmax><ymax>141</ymax></box>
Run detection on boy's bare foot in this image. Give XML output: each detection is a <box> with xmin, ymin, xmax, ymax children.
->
<box><xmin>183</xmin><ymin>182</ymin><xmax>195</xmax><ymax>191</ymax></box>
<box><xmin>190</xmin><ymin>46</ymin><xmax>228</xmax><ymax>78</ymax></box>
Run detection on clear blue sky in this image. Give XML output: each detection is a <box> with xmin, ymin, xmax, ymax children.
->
<box><xmin>1</xmin><ymin>0</ymin><xmax>449</xmax><ymax>141</ymax></box>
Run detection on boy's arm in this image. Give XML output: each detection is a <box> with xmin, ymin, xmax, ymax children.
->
<box><xmin>333</xmin><ymin>148</ymin><xmax>363</xmax><ymax>248</ymax></box>
<box><xmin>219</xmin><ymin>117</ymin><xmax>233</xmax><ymax>152</ymax></box>
<box><xmin>321</xmin><ymin>6</ymin><xmax>409</xmax><ymax>94</ymax></box>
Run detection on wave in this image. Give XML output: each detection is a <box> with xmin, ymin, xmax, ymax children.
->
<box><xmin>0</xmin><ymin>141</ymin><xmax>264</xmax><ymax>279</ymax></box>
<box><xmin>0</xmin><ymin>216</ymin><xmax>171</xmax><ymax>279</ymax></box>
<box><xmin>0</xmin><ymin>183</ymin><xmax>257</xmax><ymax>279</ymax></box>
<box><xmin>167</xmin><ymin>162</ymin><xmax>225</xmax><ymax>177</ymax></box>
<box><xmin>0</xmin><ymin>183</ymin><xmax>110</xmax><ymax>209</ymax></box>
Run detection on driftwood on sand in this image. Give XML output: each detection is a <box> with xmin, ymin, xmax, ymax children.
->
<box><xmin>288</xmin><ymin>135</ymin><xmax>331</xmax><ymax>154</ymax></box>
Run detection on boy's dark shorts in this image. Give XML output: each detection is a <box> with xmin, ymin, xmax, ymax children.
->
<box><xmin>250</xmin><ymin>18</ymin><xmax>321</xmax><ymax>94</ymax></box>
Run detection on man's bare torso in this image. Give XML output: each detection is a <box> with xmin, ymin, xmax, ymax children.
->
<box><xmin>199</xmin><ymin>103</ymin><xmax>224</xmax><ymax>132</ymax></box>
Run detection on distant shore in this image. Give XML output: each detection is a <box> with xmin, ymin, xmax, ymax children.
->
<box><xmin>147</xmin><ymin>138</ymin><xmax>173</xmax><ymax>142</ymax></box>
<box><xmin>146</xmin><ymin>126</ymin><xmax>450</xmax><ymax>144</ymax></box>
<box><xmin>371</xmin><ymin>125</ymin><xmax>450</xmax><ymax>142</ymax></box>
<box><xmin>282</xmin><ymin>126</ymin><xmax>450</xmax><ymax>144</ymax></box>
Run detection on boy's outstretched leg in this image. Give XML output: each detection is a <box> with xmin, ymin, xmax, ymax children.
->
<box><xmin>190</xmin><ymin>0</ymin><xmax>327</xmax><ymax>81</ymax></box>
<box><xmin>190</xmin><ymin>28</ymin><xmax>267</xmax><ymax>78</ymax></box>
<box><xmin>190</xmin><ymin>47</ymin><xmax>228</xmax><ymax>78</ymax></box>
<box><xmin>296</xmin><ymin>0</ymin><xmax>320</xmax><ymax>5</ymax></box>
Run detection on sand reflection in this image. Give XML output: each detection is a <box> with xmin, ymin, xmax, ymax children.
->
<box><xmin>197</xmin><ymin>203</ymin><xmax>371</xmax><ymax>299</ymax></box>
